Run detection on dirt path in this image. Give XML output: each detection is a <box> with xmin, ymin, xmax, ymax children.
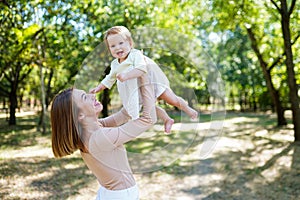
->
<box><xmin>135</xmin><ymin>115</ymin><xmax>300</xmax><ymax>200</ymax></box>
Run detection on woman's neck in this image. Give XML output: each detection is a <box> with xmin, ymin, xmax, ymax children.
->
<box><xmin>80</xmin><ymin>118</ymin><xmax>102</xmax><ymax>149</ymax></box>
<box><xmin>82</xmin><ymin>118</ymin><xmax>101</xmax><ymax>132</ymax></box>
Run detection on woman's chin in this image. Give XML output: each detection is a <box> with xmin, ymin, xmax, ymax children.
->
<box><xmin>95</xmin><ymin>105</ymin><xmax>103</xmax><ymax>115</ymax></box>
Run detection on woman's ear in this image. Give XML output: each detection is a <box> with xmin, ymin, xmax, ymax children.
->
<box><xmin>78</xmin><ymin>112</ymin><xmax>85</xmax><ymax>120</ymax></box>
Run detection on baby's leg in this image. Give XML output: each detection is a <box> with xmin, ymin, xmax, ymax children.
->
<box><xmin>159</xmin><ymin>88</ymin><xmax>198</xmax><ymax>119</ymax></box>
<box><xmin>156</xmin><ymin>106</ymin><xmax>174</xmax><ymax>134</ymax></box>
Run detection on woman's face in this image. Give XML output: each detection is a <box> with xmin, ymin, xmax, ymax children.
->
<box><xmin>72</xmin><ymin>89</ymin><xmax>103</xmax><ymax>116</ymax></box>
<box><xmin>107</xmin><ymin>34</ymin><xmax>132</xmax><ymax>62</ymax></box>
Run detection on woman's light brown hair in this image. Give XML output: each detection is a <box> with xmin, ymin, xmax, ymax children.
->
<box><xmin>50</xmin><ymin>88</ymin><xmax>86</xmax><ymax>157</ymax></box>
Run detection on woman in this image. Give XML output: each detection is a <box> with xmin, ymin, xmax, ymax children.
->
<box><xmin>51</xmin><ymin>73</ymin><xmax>157</xmax><ymax>200</ymax></box>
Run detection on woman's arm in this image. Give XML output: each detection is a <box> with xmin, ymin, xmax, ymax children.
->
<box><xmin>101</xmin><ymin>73</ymin><xmax>157</xmax><ymax>146</ymax></box>
<box><xmin>98</xmin><ymin>107</ymin><xmax>131</xmax><ymax>127</ymax></box>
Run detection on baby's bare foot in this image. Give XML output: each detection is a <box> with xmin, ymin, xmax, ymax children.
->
<box><xmin>190</xmin><ymin>109</ymin><xmax>198</xmax><ymax>120</ymax></box>
<box><xmin>164</xmin><ymin>118</ymin><xmax>174</xmax><ymax>134</ymax></box>
<box><xmin>185</xmin><ymin>107</ymin><xmax>198</xmax><ymax>120</ymax></box>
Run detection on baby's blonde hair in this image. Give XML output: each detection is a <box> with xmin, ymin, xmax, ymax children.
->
<box><xmin>104</xmin><ymin>26</ymin><xmax>134</xmax><ymax>47</ymax></box>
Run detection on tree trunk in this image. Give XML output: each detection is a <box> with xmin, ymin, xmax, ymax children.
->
<box><xmin>239</xmin><ymin>91</ymin><xmax>244</xmax><ymax>112</ymax></box>
<box><xmin>101</xmin><ymin>89</ymin><xmax>110</xmax><ymax>117</ymax></box>
<box><xmin>9</xmin><ymin>90</ymin><xmax>17</xmax><ymax>125</ymax></box>
<box><xmin>280</xmin><ymin>0</ymin><xmax>300</xmax><ymax>141</ymax></box>
<box><xmin>250</xmin><ymin>68</ymin><xmax>257</xmax><ymax>111</ymax></box>
<box><xmin>38</xmin><ymin>61</ymin><xmax>47</xmax><ymax>134</ymax></box>
<box><xmin>101</xmin><ymin>66</ymin><xmax>112</xmax><ymax>117</ymax></box>
<box><xmin>246</xmin><ymin>27</ymin><xmax>287</xmax><ymax>126</ymax></box>
<box><xmin>46</xmin><ymin>68</ymin><xmax>54</xmax><ymax>108</ymax></box>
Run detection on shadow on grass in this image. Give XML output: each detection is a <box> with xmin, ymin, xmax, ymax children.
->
<box><xmin>168</xmin><ymin>111</ymin><xmax>212</xmax><ymax>123</ymax></box>
<box><xmin>124</xmin><ymin>111</ymin><xmax>299</xmax><ymax>199</ymax></box>
<box><xmin>0</xmin><ymin>156</ymin><xmax>95</xmax><ymax>199</ymax></box>
<box><xmin>1</xmin><ymin>111</ymin><xmax>298</xmax><ymax>199</ymax></box>
<box><xmin>125</xmin><ymin>122</ymin><xmax>205</xmax><ymax>173</ymax></box>
<box><xmin>0</xmin><ymin>114</ymin><xmax>96</xmax><ymax>199</ymax></box>
<box><xmin>168</xmin><ymin>112</ymin><xmax>299</xmax><ymax>199</ymax></box>
<box><xmin>0</xmin><ymin>116</ymin><xmax>43</xmax><ymax>150</ymax></box>
<box><xmin>192</xmin><ymin>142</ymin><xmax>300</xmax><ymax>200</ymax></box>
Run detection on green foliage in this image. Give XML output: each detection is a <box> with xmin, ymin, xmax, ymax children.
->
<box><xmin>0</xmin><ymin>2</ymin><xmax>38</xmax><ymax>93</ymax></box>
<box><xmin>209</xmin><ymin>0</ymin><xmax>300</xmax><ymax>111</ymax></box>
<box><xmin>1</xmin><ymin>0</ymin><xmax>298</xmax><ymax>122</ymax></box>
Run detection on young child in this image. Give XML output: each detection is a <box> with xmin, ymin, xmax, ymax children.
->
<box><xmin>90</xmin><ymin>26</ymin><xmax>198</xmax><ymax>133</ymax></box>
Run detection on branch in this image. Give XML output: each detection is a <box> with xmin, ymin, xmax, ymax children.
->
<box><xmin>0</xmin><ymin>0</ymin><xmax>10</xmax><ymax>8</ymax></box>
<box><xmin>292</xmin><ymin>33</ymin><xmax>300</xmax><ymax>45</ymax></box>
<box><xmin>246</xmin><ymin>27</ymin><xmax>268</xmax><ymax>70</ymax></box>
<box><xmin>268</xmin><ymin>33</ymin><xmax>299</xmax><ymax>71</ymax></box>
<box><xmin>32</xmin><ymin>28</ymin><xmax>44</xmax><ymax>40</ymax></box>
<box><xmin>13</xmin><ymin>28</ymin><xmax>43</xmax><ymax>63</ymax></box>
<box><xmin>4</xmin><ymin>71</ymin><xmax>12</xmax><ymax>84</ymax></box>
<box><xmin>270</xmin><ymin>0</ymin><xmax>281</xmax><ymax>12</ymax></box>
<box><xmin>288</xmin><ymin>0</ymin><xmax>297</xmax><ymax>16</ymax></box>
<box><xmin>264</xmin><ymin>1</ymin><xmax>281</xmax><ymax>21</ymax></box>
<box><xmin>20</xmin><ymin>67</ymin><xmax>33</xmax><ymax>82</ymax></box>
<box><xmin>268</xmin><ymin>52</ymin><xmax>284</xmax><ymax>71</ymax></box>
<box><xmin>0</xmin><ymin>83</ymin><xmax>9</xmax><ymax>97</ymax></box>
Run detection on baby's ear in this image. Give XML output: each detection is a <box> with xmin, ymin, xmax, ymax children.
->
<box><xmin>129</xmin><ymin>40</ymin><xmax>134</xmax><ymax>47</ymax></box>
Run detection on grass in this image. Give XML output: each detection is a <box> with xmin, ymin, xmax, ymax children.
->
<box><xmin>0</xmin><ymin>110</ymin><xmax>299</xmax><ymax>199</ymax></box>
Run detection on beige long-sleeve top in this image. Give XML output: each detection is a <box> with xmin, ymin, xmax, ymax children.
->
<box><xmin>81</xmin><ymin>74</ymin><xmax>157</xmax><ymax>190</ymax></box>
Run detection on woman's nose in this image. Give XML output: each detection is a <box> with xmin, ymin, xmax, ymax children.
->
<box><xmin>90</xmin><ymin>94</ymin><xmax>96</xmax><ymax>100</ymax></box>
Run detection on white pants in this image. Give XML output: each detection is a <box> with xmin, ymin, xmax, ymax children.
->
<box><xmin>95</xmin><ymin>184</ymin><xmax>139</xmax><ymax>200</ymax></box>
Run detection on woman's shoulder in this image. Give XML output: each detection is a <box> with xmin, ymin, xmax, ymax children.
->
<box><xmin>88</xmin><ymin>128</ymin><xmax>116</xmax><ymax>152</ymax></box>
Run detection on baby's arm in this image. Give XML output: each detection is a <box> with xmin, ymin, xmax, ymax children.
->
<box><xmin>117</xmin><ymin>49</ymin><xmax>147</xmax><ymax>82</ymax></box>
<box><xmin>116</xmin><ymin>68</ymin><xmax>145</xmax><ymax>82</ymax></box>
<box><xmin>90</xmin><ymin>63</ymin><xmax>118</xmax><ymax>93</ymax></box>
<box><xmin>89</xmin><ymin>83</ymin><xmax>107</xmax><ymax>94</ymax></box>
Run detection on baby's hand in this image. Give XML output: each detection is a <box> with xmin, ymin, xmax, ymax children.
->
<box><xmin>89</xmin><ymin>88</ymin><xmax>97</xmax><ymax>94</ymax></box>
<box><xmin>89</xmin><ymin>86</ymin><xmax>100</xmax><ymax>94</ymax></box>
<box><xmin>116</xmin><ymin>73</ymin><xmax>128</xmax><ymax>82</ymax></box>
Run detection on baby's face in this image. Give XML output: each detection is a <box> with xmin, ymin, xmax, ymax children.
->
<box><xmin>107</xmin><ymin>34</ymin><xmax>132</xmax><ymax>62</ymax></box>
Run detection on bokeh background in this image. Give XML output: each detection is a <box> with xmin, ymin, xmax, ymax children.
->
<box><xmin>1</xmin><ymin>0</ymin><xmax>299</xmax><ymax>199</ymax></box>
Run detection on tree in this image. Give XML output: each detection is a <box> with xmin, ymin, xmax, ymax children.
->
<box><xmin>0</xmin><ymin>1</ymin><xmax>40</xmax><ymax>125</ymax></box>
<box><xmin>214</xmin><ymin>28</ymin><xmax>265</xmax><ymax>111</ymax></box>
<box><xmin>209</xmin><ymin>0</ymin><xmax>300</xmax><ymax>128</ymax></box>
<box><xmin>246</xmin><ymin>26</ymin><xmax>287</xmax><ymax>125</ymax></box>
<box><xmin>270</xmin><ymin>0</ymin><xmax>300</xmax><ymax>141</ymax></box>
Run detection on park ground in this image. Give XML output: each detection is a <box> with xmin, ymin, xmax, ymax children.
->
<box><xmin>0</xmin><ymin>111</ymin><xmax>299</xmax><ymax>200</ymax></box>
